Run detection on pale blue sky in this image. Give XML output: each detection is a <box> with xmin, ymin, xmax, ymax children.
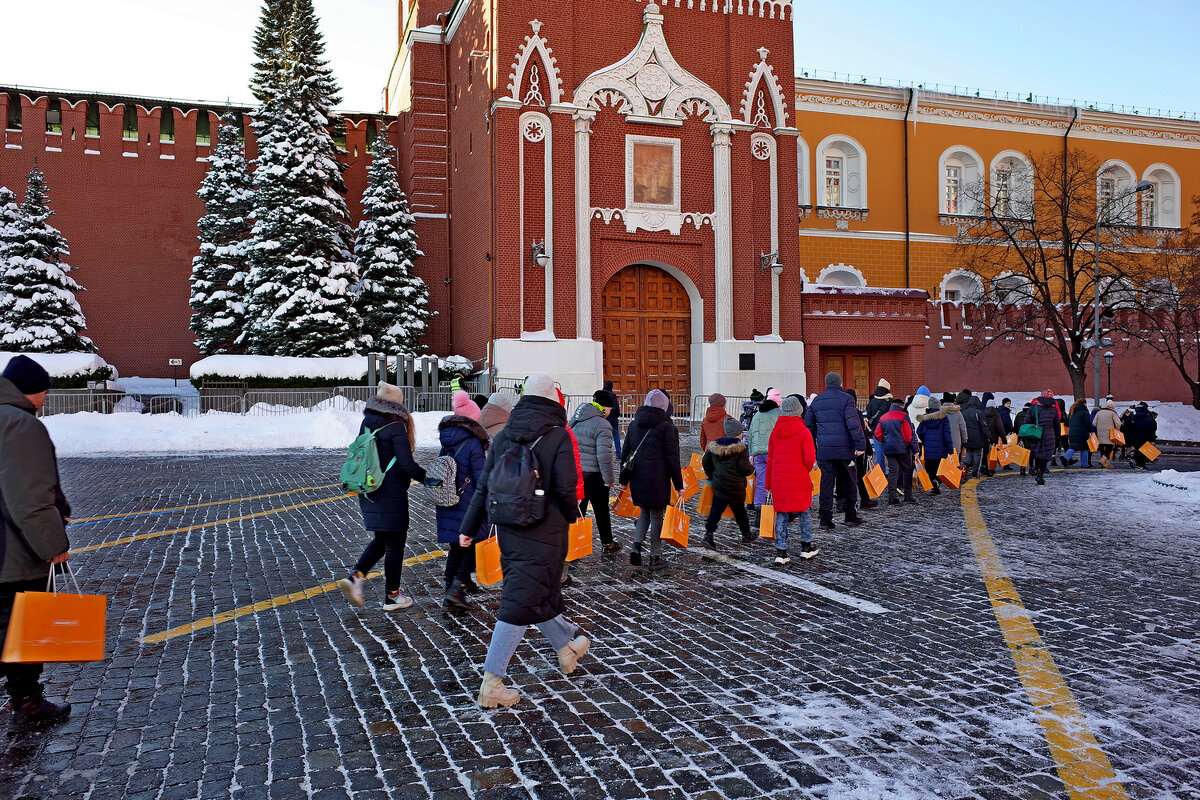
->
<box><xmin>1</xmin><ymin>0</ymin><xmax>1197</xmax><ymax>117</ymax></box>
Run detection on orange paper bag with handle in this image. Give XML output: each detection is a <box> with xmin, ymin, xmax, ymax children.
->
<box><xmin>689</xmin><ymin>452</ymin><xmax>706</xmax><ymax>483</ymax></box>
<box><xmin>809</xmin><ymin>467</ymin><xmax>821</xmax><ymax>498</ymax></box>
<box><xmin>1087</xmin><ymin>433</ymin><xmax>1099</xmax><ymax>452</ymax></box>
<box><xmin>2</xmin><ymin>567</ymin><xmax>106</xmax><ymax>664</ymax></box>
<box><xmin>1139</xmin><ymin>442</ymin><xmax>1161</xmax><ymax>461</ymax></box>
<box><xmin>1110</xmin><ymin>429</ymin><xmax>1126</xmax><ymax>446</ymax></box>
<box><xmin>566</xmin><ymin>517</ymin><xmax>594</xmax><ymax>562</ymax></box>
<box><xmin>613</xmin><ymin>487</ymin><xmax>640</xmax><ymax>518</ymax></box>
<box><xmin>745</xmin><ymin>476</ymin><xmax>755</xmax><ymax>504</ymax></box>
<box><xmin>1006</xmin><ymin>444</ymin><xmax>1031</xmax><ymax>468</ymax></box>
<box><xmin>759</xmin><ymin>500</ymin><xmax>776</xmax><ymax>540</ymax></box>
<box><xmin>680</xmin><ymin>467</ymin><xmax>700</xmax><ymax>502</ymax></box>
<box><xmin>474</xmin><ymin>529</ymin><xmax>504</xmax><ymax>586</ymax></box>
<box><xmin>936</xmin><ymin>458</ymin><xmax>962</xmax><ymax>489</ymax></box>
<box><xmin>696</xmin><ymin>485</ymin><xmax>735</xmax><ymax>518</ymax></box>
<box><xmin>661</xmin><ymin>504</ymin><xmax>690</xmax><ymax>549</ymax></box>
<box><xmin>913</xmin><ymin>463</ymin><xmax>933</xmax><ymax>492</ymax></box>
<box><xmin>863</xmin><ymin>463</ymin><xmax>888</xmax><ymax>499</ymax></box>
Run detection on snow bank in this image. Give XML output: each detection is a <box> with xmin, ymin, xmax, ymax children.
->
<box><xmin>1150</xmin><ymin>469</ymin><xmax>1200</xmax><ymax>494</ymax></box>
<box><xmin>190</xmin><ymin>354</ymin><xmax>370</xmax><ymax>381</ymax></box>
<box><xmin>972</xmin><ymin>390</ymin><xmax>1200</xmax><ymax>441</ymax></box>
<box><xmin>45</xmin><ymin>408</ymin><xmax>449</xmax><ymax>455</ymax></box>
<box><xmin>0</xmin><ymin>351</ymin><xmax>116</xmax><ymax>379</ymax></box>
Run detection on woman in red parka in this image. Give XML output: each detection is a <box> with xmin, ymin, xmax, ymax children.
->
<box><xmin>765</xmin><ymin>395</ymin><xmax>818</xmax><ymax>564</ymax></box>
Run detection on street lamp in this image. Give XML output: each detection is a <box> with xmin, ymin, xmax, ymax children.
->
<box><xmin>760</xmin><ymin>251</ymin><xmax>784</xmax><ymax>276</ymax></box>
<box><xmin>1103</xmin><ymin>350</ymin><xmax>1114</xmax><ymax>398</ymax></box>
<box><xmin>1093</xmin><ymin>178</ymin><xmax>1152</xmax><ymax>407</ymax></box>
<box><xmin>531</xmin><ymin>240</ymin><xmax>550</xmax><ymax>268</ymax></box>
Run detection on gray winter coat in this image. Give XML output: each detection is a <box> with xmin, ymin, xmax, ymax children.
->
<box><xmin>942</xmin><ymin>403</ymin><xmax>968</xmax><ymax>452</ymax></box>
<box><xmin>0</xmin><ymin>378</ymin><xmax>71</xmax><ymax>583</ymax></box>
<box><xmin>570</xmin><ymin>403</ymin><xmax>617</xmax><ymax>485</ymax></box>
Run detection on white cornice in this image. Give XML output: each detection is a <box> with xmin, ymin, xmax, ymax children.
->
<box><xmin>797</xmin><ymin>228</ymin><xmax>958</xmax><ymax>245</ymax></box>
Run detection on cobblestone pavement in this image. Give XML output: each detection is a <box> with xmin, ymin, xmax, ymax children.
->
<box><xmin>1</xmin><ymin>448</ymin><xmax>1197</xmax><ymax>800</ymax></box>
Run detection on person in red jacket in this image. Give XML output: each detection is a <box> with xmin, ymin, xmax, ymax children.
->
<box><xmin>873</xmin><ymin>401</ymin><xmax>919</xmax><ymax>504</ymax></box>
<box><xmin>699</xmin><ymin>393</ymin><xmax>731</xmax><ymax>450</ymax></box>
<box><xmin>765</xmin><ymin>396</ymin><xmax>818</xmax><ymax>563</ymax></box>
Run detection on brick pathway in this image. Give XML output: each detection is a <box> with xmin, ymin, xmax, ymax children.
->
<box><xmin>1</xmin><ymin>450</ymin><xmax>1197</xmax><ymax>799</ymax></box>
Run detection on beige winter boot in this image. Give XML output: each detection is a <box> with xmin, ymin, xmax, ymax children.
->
<box><xmin>556</xmin><ymin>636</ymin><xmax>591</xmax><ymax>675</ymax></box>
<box><xmin>477</xmin><ymin>671</ymin><xmax>520</xmax><ymax>709</ymax></box>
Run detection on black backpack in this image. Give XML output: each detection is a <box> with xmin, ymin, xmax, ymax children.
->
<box><xmin>486</xmin><ymin>433</ymin><xmax>549</xmax><ymax>527</ymax></box>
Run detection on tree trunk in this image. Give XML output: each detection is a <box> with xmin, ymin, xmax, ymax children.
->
<box><xmin>1068</xmin><ymin>368</ymin><xmax>1087</xmax><ymax>401</ymax></box>
<box><xmin>1191</xmin><ymin>381</ymin><xmax>1200</xmax><ymax>411</ymax></box>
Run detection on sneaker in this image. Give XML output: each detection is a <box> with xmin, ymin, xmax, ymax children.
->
<box><xmin>7</xmin><ymin>696</ymin><xmax>70</xmax><ymax>732</ymax></box>
<box><xmin>773</xmin><ymin>550</ymin><xmax>791</xmax><ymax>566</ymax></box>
<box><xmin>338</xmin><ymin>573</ymin><xmax>366</xmax><ymax>608</ymax></box>
<box><xmin>602</xmin><ymin>541</ymin><xmax>622</xmax><ymax>554</ymax></box>
<box><xmin>382</xmin><ymin>592</ymin><xmax>414</xmax><ymax>611</ymax></box>
<box><xmin>556</xmin><ymin>635</ymin><xmax>591</xmax><ymax>675</ymax></box>
<box><xmin>800</xmin><ymin>542</ymin><xmax>819</xmax><ymax>560</ymax></box>
<box><xmin>629</xmin><ymin>545</ymin><xmax>642</xmax><ymax>567</ymax></box>
<box><xmin>477</xmin><ymin>671</ymin><xmax>520</xmax><ymax>709</ymax></box>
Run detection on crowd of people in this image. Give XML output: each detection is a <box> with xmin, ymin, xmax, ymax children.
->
<box><xmin>332</xmin><ymin>370</ymin><xmax>1162</xmax><ymax>710</ymax></box>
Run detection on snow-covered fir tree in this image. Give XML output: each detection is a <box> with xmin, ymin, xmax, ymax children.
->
<box><xmin>237</xmin><ymin>0</ymin><xmax>363</xmax><ymax>356</ymax></box>
<box><xmin>354</xmin><ymin>137</ymin><xmax>432</xmax><ymax>353</ymax></box>
<box><xmin>0</xmin><ymin>187</ymin><xmax>20</xmax><ymax>319</ymax></box>
<box><xmin>0</xmin><ymin>167</ymin><xmax>94</xmax><ymax>353</ymax></box>
<box><xmin>189</xmin><ymin>114</ymin><xmax>254</xmax><ymax>354</ymax></box>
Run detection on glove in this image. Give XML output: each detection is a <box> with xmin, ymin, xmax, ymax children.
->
<box><xmin>423</xmin><ymin>477</ymin><xmax>443</xmax><ymax>488</ymax></box>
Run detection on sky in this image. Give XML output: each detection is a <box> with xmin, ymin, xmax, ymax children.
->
<box><xmin>1</xmin><ymin>0</ymin><xmax>1198</xmax><ymax>116</ymax></box>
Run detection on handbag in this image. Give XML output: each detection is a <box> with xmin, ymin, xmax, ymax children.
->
<box><xmin>618</xmin><ymin>421</ymin><xmax>659</xmax><ymax>485</ymax></box>
<box><xmin>2</xmin><ymin>565</ymin><xmax>106</xmax><ymax>664</ymax></box>
<box><xmin>474</xmin><ymin>528</ymin><xmax>503</xmax><ymax>586</ymax></box>
<box><xmin>661</xmin><ymin>504</ymin><xmax>690</xmax><ymax>549</ymax></box>
<box><xmin>566</xmin><ymin>517</ymin><xmax>593</xmax><ymax>562</ymax></box>
<box><xmin>1018</xmin><ymin>406</ymin><xmax>1043</xmax><ymax>440</ymax></box>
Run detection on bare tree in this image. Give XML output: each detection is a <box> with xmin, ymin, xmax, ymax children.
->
<box><xmin>952</xmin><ymin>147</ymin><xmax>1150</xmax><ymax>399</ymax></box>
<box><xmin>1111</xmin><ymin>207</ymin><xmax>1200</xmax><ymax>409</ymax></box>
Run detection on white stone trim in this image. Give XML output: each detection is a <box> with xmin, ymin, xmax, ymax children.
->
<box><xmin>751</xmin><ymin>131</ymin><xmax>780</xmax><ymax>337</ymax></box>
<box><xmin>936</xmin><ymin>145</ymin><xmax>983</xmax><ymax>216</ymax></box>
<box><xmin>741</xmin><ymin>48</ymin><xmax>788</xmax><ymax>128</ymax></box>
<box><xmin>1140</xmin><ymin>162</ymin><xmax>1182</xmax><ymax>228</ymax></box>
<box><xmin>815</xmin><ymin>133</ymin><xmax>867</xmax><ymax>208</ymax></box>
<box><xmin>817</xmin><ymin>263</ymin><xmax>866</xmax><ymax>287</ymax></box>
<box><xmin>712</xmin><ymin>123</ymin><xmax>734</xmax><ymax>340</ymax></box>
<box><xmin>938</xmin><ymin>269</ymin><xmax>983</xmax><ymax>302</ymax></box>
<box><xmin>506</xmin><ymin>20</ymin><xmax>564</xmax><ymax>107</ymax></box>
<box><xmin>574</xmin><ymin>110</ymin><xmax>595</xmax><ymax>339</ymax></box>
<box><xmin>796</xmin><ymin>134</ymin><xmax>811</xmax><ymax>207</ymax></box>
<box><xmin>519</xmin><ymin>111</ymin><xmax>554</xmax><ymax>335</ymax></box>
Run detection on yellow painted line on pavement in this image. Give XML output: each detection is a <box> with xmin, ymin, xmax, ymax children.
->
<box><xmin>140</xmin><ymin>549</ymin><xmax>448</xmax><ymax>644</ymax></box>
<box><xmin>961</xmin><ymin>478</ymin><xmax>1128</xmax><ymax>799</ymax></box>
<box><xmin>69</xmin><ymin>494</ymin><xmax>354</xmax><ymax>555</ymax></box>
<box><xmin>71</xmin><ymin>483</ymin><xmax>342</xmax><ymax>523</ymax></box>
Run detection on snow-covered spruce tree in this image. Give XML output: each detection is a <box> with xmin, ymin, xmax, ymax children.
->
<box><xmin>354</xmin><ymin>137</ymin><xmax>432</xmax><ymax>353</ymax></box>
<box><xmin>0</xmin><ymin>187</ymin><xmax>20</xmax><ymax>321</ymax></box>
<box><xmin>237</xmin><ymin>0</ymin><xmax>363</xmax><ymax>356</ymax></box>
<box><xmin>189</xmin><ymin>114</ymin><xmax>254</xmax><ymax>354</ymax></box>
<box><xmin>0</xmin><ymin>167</ymin><xmax>94</xmax><ymax>353</ymax></box>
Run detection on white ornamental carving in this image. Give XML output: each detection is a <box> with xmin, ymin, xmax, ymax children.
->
<box><xmin>741</xmin><ymin>47</ymin><xmax>788</xmax><ymax>128</ymax></box>
<box><xmin>506</xmin><ymin>20</ymin><xmax>564</xmax><ymax>107</ymax></box>
<box><xmin>522</xmin><ymin>117</ymin><xmax>546</xmax><ymax>142</ymax></box>
<box><xmin>573</xmin><ymin>3</ymin><xmax>732</xmax><ymax>123</ymax></box>
<box><xmin>751</xmin><ymin>132</ymin><xmax>774</xmax><ymax>160</ymax></box>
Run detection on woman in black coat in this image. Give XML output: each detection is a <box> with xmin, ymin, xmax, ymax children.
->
<box><xmin>622</xmin><ymin>389</ymin><xmax>684</xmax><ymax>571</ymax></box>
<box><xmin>458</xmin><ymin>374</ymin><xmax>591</xmax><ymax>708</ymax></box>
<box><xmin>1028</xmin><ymin>391</ymin><xmax>1062</xmax><ymax>485</ymax></box>
<box><xmin>1058</xmin><ymin>399</ymin><xmax>1094</xmax><ymax>469</ymax></box>
<box><xmin>338</xmin><ymin>383</ymin><xmax>428</xmax><ymax>611</ymax></box>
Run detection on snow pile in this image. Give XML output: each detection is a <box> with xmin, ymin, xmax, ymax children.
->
<box><xmin>1150</xmin><ymin>469</ymin><xmax>1200</xmax><ymax>495</ymax></box>
<box><xmin>190</xmin><ymin>354</ymin><xmax>371</xmax><ymax>381</ymax></box>
<box><xmin>971</xmin><ymin>390</ymin><xmax>1200</xmax><ymax>441</ymax></box>
<box><xmin>45</xmin><ymin>408</ymin><xmax>449</xmax><ymax>455</ymax></box>
<box><xmin>0</xmin><ymin>351</ymin><xmax>116</xmax><ymax>379</ymax></box>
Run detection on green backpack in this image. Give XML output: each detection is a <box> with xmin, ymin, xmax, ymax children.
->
<box><xmin>340</xmin><ymin>422</ymin><xmax>398</xmax><ymax>497</ymax></box>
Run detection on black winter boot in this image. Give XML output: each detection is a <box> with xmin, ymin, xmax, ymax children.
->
<box><xmin>629</xmin><ymin>544</ymin><xmax>642</xmax><ymax>566</ymax></box>
<box><xmin>702</xmin><ymin>534</ymin><xmax>718</xmax><ymax>550</ymax></box>
<box><xmin>8</xmin><ymin>695</ymin><xmax>70</xmax><ymax>732</ymax></box>
<box><xmin>818</xmin><ymin>512</ymin><xmax>835</xmax><ymax>530</ymax></box>
<box><xmin>460</xmin><ymin>577</ymin><xmax>482</xmax><ymax>595</ymax></box>
<box><xmin>648</xmin><ymin>554</ymin><xmax>670</xmax><ymax>572</ymax></box>
<box><xmin>843</xmin><ymin>513</ymin><xmax>864</xmax><ymax>527</ymax></box>
<box><xmin>444</xmin><ymin>579</ymin><xmax>472</xmax><ymax>611</ymax></box>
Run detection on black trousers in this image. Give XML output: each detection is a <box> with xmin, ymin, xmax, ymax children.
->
<box><xmin>818</xmin><ymin>458</ymin><xmax>858</xmax><ymax>518</ymax></box>
<box><xmin>705</xmin><ymin>495</ymin><xmax>751</xmax><ymax>536</ymax></box>
<box><xmin>443</xmin><ymin>542</ymin><xmax>475</xmax><ymax>588</ymax></box>
<box><xmin>354</xmin><ymin>530</ymin><xmax>408</xmax><ymax>594</ymax></box>
<box><xmin>578</xmin><ymin>472</ymin><xmax>613</xmax><ymax>544</ymax></box>
<box><xmin>885</xmin><ymin>453</ymin><xmax>914</xmax><ymax>498</ymax></box>
<box><xmin>0</xmin><ymin>578</ymin><xmax>47</xmax><ymax>701</ymax></box>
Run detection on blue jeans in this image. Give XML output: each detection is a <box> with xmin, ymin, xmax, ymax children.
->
<box><xmin>774</xmin><ymin>511</ymin><xmax>813</xmax><ymax>550</ymax></box>
<box><xmin>873</xmin><ymin>446</ymin><xmax>887</xmax><ymax>471</ymax></box>
<box><xmin>482</xmin><ymin>615</ymin><xmax>579</xmax><ymax>677</ymax></box>
<box><xmin>1063</xmin><ymin>448</ymin><xmax>1090</xmax><ymax>467</ymax></box>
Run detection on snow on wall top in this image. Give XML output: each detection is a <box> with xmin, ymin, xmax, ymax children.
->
<box><xmin>190</xmin><ymin>355</ymin><xmax>373</xmax><ymax>381</ymax></box>
<box><xmin>0</xmin><ymin>351</ymin><xmax>115</xmax><ymax>379</ymax></box>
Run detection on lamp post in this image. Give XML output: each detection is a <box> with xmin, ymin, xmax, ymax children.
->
<box><xmin>1093</xmin><ymin>179</ymin><xmax>1152</xmax><ymax>407</ymax></box>
<box><xmin>1103</xmin><ymin>351</ymin><xmax>1114</xmax><ymax>398</ymax></box>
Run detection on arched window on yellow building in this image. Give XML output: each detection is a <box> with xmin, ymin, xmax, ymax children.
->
<box><xmin>1140</xmin><ymin>163</ymin><xmax>1181</xmax><ymax>228</ymax></box>
<box><xmin>989</xmin><ymin>151</ymin><xmax>1032</xmax><ymax>219</ymax></box>
<box><xmin>816</xmin><ymin>135</ymin><xmax>866</xmax><ymax>209</ymax></box>
<box><xmin>938</xmin><ymin>146</ymin><xmax>983</xmax><ymax>216</ymax></box>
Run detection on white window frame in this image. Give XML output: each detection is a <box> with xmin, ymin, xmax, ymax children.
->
<box><xmin>937</xmin><ymin>146</ymin><xmax>983</xmax><ymax>216</ymax></box>
<box><xmin>817</xmin><ymin>263</ymin><xmax>866</xmax><ymax>287</ymax></box>
<box><xmin>796</xmin><ymin>135</ymin><xmax>811</xmax><ymax>207</ymax></box>
<box><xmin>815</xmin><ymin>134</ymin><xmax>867</xmax><ymax>209</ymax></box>
<box><xmin>989</xmin><ymin>150</ymin><xmax>1032</xmax><ymax>220</ymax></box>
<box><xmin>1140</xmin><ymin>163</ymin><xmax>1181</xmax><ymax>228</ymax></box>
<box><xmin>625</xmin><ymin>134</ymin><xmax>681</xmax><ymax>212</ymax></box>
<box><xmin>824</xmin><ymin>156</ymin><xmax>842</xmax><ymax>207</ymax></box>
<box><xmin>939</xmin><ymin>269</ymin><xmax>984</xmax><ymax>303</ymax></box>
<box><xmin>1096</xmin><ymin>160</ymin><xmax>1137</xmax><ymax>225</ymax></box>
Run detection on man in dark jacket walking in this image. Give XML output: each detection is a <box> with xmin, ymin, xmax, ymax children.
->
<box><xmin>804</xmin><ymin>372</ymin><xmax>866</xmax><ymax>529</ymax></box>
<box><xmin>960</xmin><ymin>396</ymin><xmax>989</xmax><ymax>478</ymax></box>
<box><xmin>459</xmin><ymin>374</ymin><xmax>590</xmax><ymax>708</ymax></box>
<box><xmin>873</xmin><ymin>401</ymin><xmax>919</xmax><ymax>504</ymax></box>
<box><xmin>1124</xmin><ymin>402</ymin><xmax>1158</xmax><ymax>470</ymax></box>
<box><xmin>0</xmin><ymin>356</ymin><xmax>72</xmax><ymax>731</ymax></box>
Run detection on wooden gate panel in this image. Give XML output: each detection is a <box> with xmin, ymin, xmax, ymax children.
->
<box><xmin>602</xmin><ymin>265</ymin><xmax>691</xmax><ymax>399</ymax></box>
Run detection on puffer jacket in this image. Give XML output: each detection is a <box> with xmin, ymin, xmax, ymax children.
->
<box><xmin>623</xmin><ymin>405</ymin><xmax>683</xmax><ymax>508</ymax></box>
<box><xmin>1029</xmin><ymin>397</ymin><xmax>1062</xmax><ymax>460</ymax></box>
<box><xmin>1124</xmin><ymin>406</ymin><xmax>1158</xmax><ymax>448</ymax></box>
<box><xmin>433</xmin><ymin>415</ymin><xmax>488</xmax><ymax>544</ymax></box>
<box><xmin>570</xmin><ymin>402</ymin><xmax>617</xmax><ymax>485</ymax></box>
<box><xmin>942</xmin><ymin>403</ymin><xmax>968</xmax><ymax>451</ymax></box>
<box><xmin>765</xmin><ymin>416</ymin><xmax>816</xmax><ymax>513</ymax></box>
<box><xmin>702</xmin><ymin>438</ymin><xmax>755</xmax><ymax>504</ymax></box>
<box><xmin>459</xmin><ymin>394</ymin><xmax>578</xmax><ymax>626</ymax></box>
<box><xmin>356</xmin><ymin>396</ymin><xmax>427</xmax><ymax>532</ymax></box>
<box><xmin>1093</xmin><ymin>408</ymin><xmax>1122</xmax><ymax>444</ymax></box>
<box><xmin>873</xmin><ymin>405</ymin><xmax>918</xmax><ymax>455</ymax></box>
<box><xmin>699</xmin><ymin>405</ymin><xmax>730</xmax><ymax>451</ymax></box>
<box><xmin>961</xmin><ymin>397</ymin><xmax>989</xmax><ymax>450</ymax></box>
<box><xmin>747</xmin><ymin>407</ymin><xmax>781</xmax><ymax>457</ymax></box>
<box><xmin>907</xmin><ymin>394</ymin><xmax>931</xmax><ymax>443</ymax></box>
<box><xmin>916</xmin><ymin>408</ymin><xmax>955</xmax><ymax>461</ymax></box>
<box><xmin>983</xmin><ymin>405</ymin><xmax>1005</xmax><ymax>444</ymax></box>
<box><xmin>0</xmin><ymin>377</ymin><xmax>71</xmax><ymax>583</ymax></box>
<box><xmin>804</xmin><ymin>387</ymin><xmax>865</xmax><ymax>461</ymax></box>
<box><xmin>1067</xmin><ymin>406</ymin><xmax>1093</xmax><ymax>450</ymax></box>
<box><xmin>478</xmin><ymin>402</ymin><xmax>511</xmax><ymax>439</ymax></box>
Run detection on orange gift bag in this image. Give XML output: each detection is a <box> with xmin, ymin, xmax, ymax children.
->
<box><xmin>913</xmin><ymin>462</ymin><xmax>934</xmax><ymax>492</ymax></box>
<box><xmin>1007</xmin><ymin>433</ymin><xmax>1018</xmax><ymax>445</ymax></box>
<box><xmin>1007</xmin><ymin>444</ymin><xmax>1031</xmax><ymax>468</ymax></box>
<box><xmin>1139</xmin><ymin>442</ymin><xmax>1161</xmax><ymax>461</ymax></box>
<box><xmin>2</xmin><ymin>567</ymin><xmax>106</xmax><ymax>664</ymax></box>
<box><xmin>987</xmin><ymin>447</ymin><xmax>1001</xmax><ymax>471</ymax></box>
<box><xmin>745</xmin><ymin>476</ymin><xmax>755</xmax><ymax>504</ymax></box>
<box><xmin>613</xmin><ymin>487</ymin><xmax>640</xmax><ymax>518</ymax></box>
<box><xmin>1060</xmin><ymin>423</ymin><xmax>1069</xmax><ymax>437</ymax></box>
<box><xmin>1110</xmin><ymin>429</ymin><xmax>1126</xmax><ymax>446</ymax></box>
<box><xmin>566</xmin><ymin>517</ymin><xmax>594</xmax><ymax>562</ymax></box>
<box><xmin>680</xmin><ymin>466</ymin><xmax>700</xmax><ymax>502</ymax></box>
<box><xmin>661</xmin><ymin>504</ymin><xmax>690</xmax><ymax>549</ymax></box>
<box><xmin>697</xmin><ymin>485</ymin><xmax>735</xmax><ymax>518</ymax></box>
<box><xmin>1087</xmin><ymin>433</ymin><xmax>1099</xmax><ymax>452</ymax></box>
<box><xmin>937</xmin><ymin>458</ymin><xmax>962</xmax><ymax>489</ymax></box>
<box><xmin>759</xmin><ymin>501</ymin><xmax>776</xmax><ymax>540</ymax></box>
<box><xmin>863</xmin><ymin>463</ymin><xmax>888</xmax><ymax>499</ymax></box>
<box><xmin>689</xmin><ymin>452</ymin><xmax>706</xmax><ymax>484</ymax></box>
<box><xmin>474</xmin><ymin>529</ymin><xmax>504</xmax><ymax>586</ymax></box>
<box><xmin>809</xmin><ymin>467</ymin><xmax>821</xmax><ymax>498</ymax></box>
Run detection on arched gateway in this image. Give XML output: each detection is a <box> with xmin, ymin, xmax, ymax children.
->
<box><xmin>601</xmin><ymin>264</ymin><xmax>690</xmax><ymax>399</ymax></box>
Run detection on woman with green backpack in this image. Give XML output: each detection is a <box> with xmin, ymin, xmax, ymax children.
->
<box><xmin>338</xmin><ymin>382</ymin><xmax>431</xmax><ymax>611</ymax></box>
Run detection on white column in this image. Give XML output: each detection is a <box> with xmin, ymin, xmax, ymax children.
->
<box><xmin>711</xmin><ymin>123</ymin><xmax>734</xmax><ymax>341</ymax></box>
<box><xmin>768</xmin><ymin>140</ymin><xmax>780</xmax><ymax>337</ymax></box>
<box><xmin>543</xmin><ymin>122</ymin><xmax>554</xmax><ymax>335</ymax></box>
<box><xmin>574</xmin><ymin>110</ymin><xmax>596</xmax><ymax>339</ymax></box>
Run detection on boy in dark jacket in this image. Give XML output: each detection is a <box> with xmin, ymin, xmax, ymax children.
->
<box><xmin>916</xmin><ymin>397</ymin><xmax>954</xmax><ymax>495</ymax></box>
<box><xmin>960</xmin><ymin>396</ymin><xmax>989</xmax><ymax>478</ymax></box>
<box><xmin>873</xmin><ymin>401</ymin><xmax>919</xmax><ymax>504</ymax></box>
<box><xmin>702</xmin><ymin>417</ymin><xmax>756</xmax><ymax>548</ymax></box>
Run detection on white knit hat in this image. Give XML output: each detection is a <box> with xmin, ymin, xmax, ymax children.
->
<box><xmin>523</xmin><ymin>373</ymin><xmax>558</xmax><ymax>401</ymax></box>
<box><xmin>376</xmin><ymin>381</ymin><xmax>405</xmax><ymax>404</ymax></box>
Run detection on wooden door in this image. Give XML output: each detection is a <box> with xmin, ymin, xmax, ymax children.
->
<box><xmin>823</xmin><ymin>353</ymin><xmax>870</xmax><ymax>399</ymax></box>
<box><xmin>602</xmin><ymin>265</ymin><xmax>691</xmax><ymax>400</ymax></box>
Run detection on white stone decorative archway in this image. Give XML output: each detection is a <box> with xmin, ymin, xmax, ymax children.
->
<box><xmin>740</xmin><ymin>47</ymin><xmax>788</xmax><ymax>129</ymax></box>
<box><xmin>506</xmin><ymin>20</ymin><xmax>564</xmax><ymax>107</ymax></box>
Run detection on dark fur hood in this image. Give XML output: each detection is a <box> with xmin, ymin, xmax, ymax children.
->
<box><xmin>365</xmin><ymin>395</ymin><xmax>412</xmax><ymax>421</ymax></box>
<box><xmin>706</xmin><ymin>439</ymin><xmax>748</xmax><ymax>457</ymax></box>
<box><xmin>438</xmin><ymin>414</ymin><xmax>489</xmax><ymax>443</ymax></box>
